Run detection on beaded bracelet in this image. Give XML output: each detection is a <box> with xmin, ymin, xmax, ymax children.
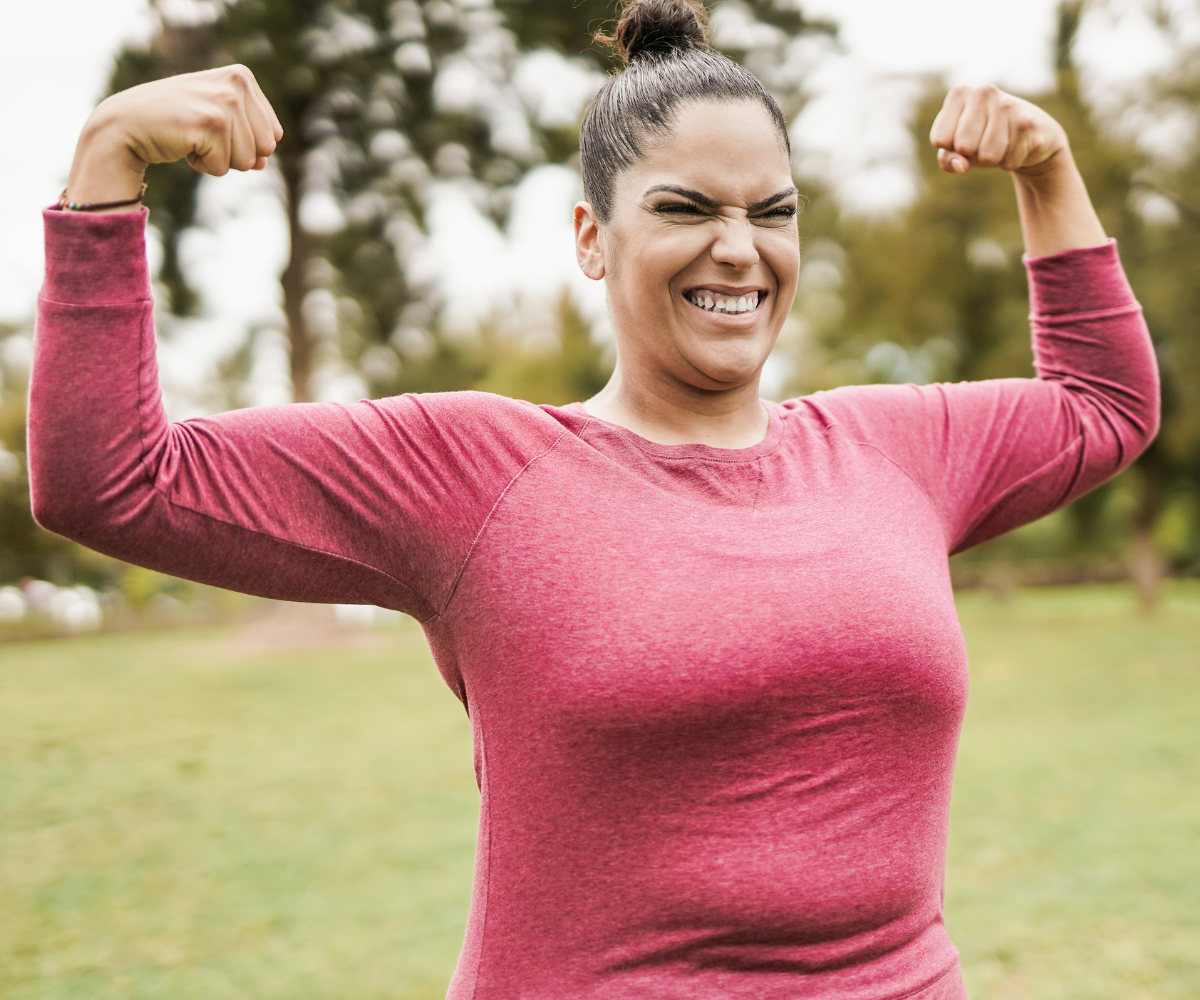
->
<box><xmin>57</xmin><ymin>183</ymin><xmax>147</xmax><ymax>212</ymax></box>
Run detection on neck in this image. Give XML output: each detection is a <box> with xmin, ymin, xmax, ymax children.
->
<box><xmin>583</xmin><ymin>363</ymin><xmax>769</xmax><ymax>449</ymax></box>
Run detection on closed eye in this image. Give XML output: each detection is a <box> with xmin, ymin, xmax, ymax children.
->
<box><xmin>754</xmin><ymin>205</ymin><xmax>797</xmax><ymax>220</ymax></box>
<box><xmin>655</xmin><ymin>201</ymin><xmax>708</xmax><ymax>216</ymax></box>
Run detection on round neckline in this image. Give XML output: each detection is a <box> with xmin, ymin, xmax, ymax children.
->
<box><xmin>560</xmin><ymin>400</ymin><xmax>785</xmax><ymax>462</ymax></box>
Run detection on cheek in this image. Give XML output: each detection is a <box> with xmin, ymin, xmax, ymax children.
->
<box><xmin>611</xmin><ymin>231</ymin><xmax>704</xmax><ymax>299</ymax></box>
<box><xmin>764</xmin><ymin>236</ymin><xmax>800</xmax><ymax>297</ymax></box>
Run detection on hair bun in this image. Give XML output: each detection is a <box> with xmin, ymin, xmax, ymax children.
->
<box><xmin>609</xmin><ymin>0</ymin><xmax>709</xmax><ymax>63</ymax></box>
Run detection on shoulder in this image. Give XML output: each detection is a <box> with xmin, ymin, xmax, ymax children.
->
<box><xmin>361</xmin><ymin>390</ymin><xmax>576</xmax><ymax>460</ymax></box>
<box><xmin>779</xmin><ymin>383</ymin><xmax>946</xmax><ymax>440</ymax></box>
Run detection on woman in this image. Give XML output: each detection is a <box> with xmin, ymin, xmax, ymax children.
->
<box><xmin>30</xmin><ymin>0</ymin><xmax>1157</xmax><ymax>997</ymax></box>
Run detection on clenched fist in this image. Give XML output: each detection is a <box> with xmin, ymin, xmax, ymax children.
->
<box><xmin>65</xmin><ymin>65</ymin><xmax>282</xmax><ymax>211</ymax></box>
<box><xmin>929</xmin><ymin>83</ymin><xmax>1067</xmax><ymax>177</ymax></box>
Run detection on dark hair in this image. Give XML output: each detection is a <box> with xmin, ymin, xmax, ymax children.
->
<box><xmin>580</xmin><ymin>0</ymin><xmax>790</xmax><ymax>222</ymax></box>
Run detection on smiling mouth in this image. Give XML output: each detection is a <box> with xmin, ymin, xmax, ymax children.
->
<box><xmin>684</xmin><ymin>288</ymin><xmax>766</xmax><ymax>314</ymax></box>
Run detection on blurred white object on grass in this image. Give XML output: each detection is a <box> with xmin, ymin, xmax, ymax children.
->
<box><xmin>0</xmin><ymin>585</ymin><xmax>27</xmax><ymax>623</ymax></box>
<box><xmin>47</xmin><ymin>585</ymin><xmax>104</xmax><ymax>633</ymax></box>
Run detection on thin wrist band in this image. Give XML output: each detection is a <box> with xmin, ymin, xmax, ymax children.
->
<box><xmin>56</xmin><ymin>183</ymin><xmax>147</xmax><ymax>212</ymax></box>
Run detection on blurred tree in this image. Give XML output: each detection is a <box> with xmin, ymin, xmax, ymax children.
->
<box><xmin>472</xmin><ymin>291</ymin><xmax>611</xmax><ymax>404</ymax></box>
<box><xmin>1122</xmin><ymin>0</ymin><xmax>1200</xmax><ymax>596</ymax></box>
<box><xmin>110</xmin><ymin>0</ymin><xmax>529</xmax><ymax>402</ymax></box>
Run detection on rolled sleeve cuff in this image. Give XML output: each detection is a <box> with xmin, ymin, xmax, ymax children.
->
<box><xmin>41</xmin><ymin>206</ymin><xmax>151</xmax><ymax>306</ymax></box>
<box><xmin>1024</xmin><ymin>238</ymin><xmax>1138</xmax><ymax>318</ymax></box>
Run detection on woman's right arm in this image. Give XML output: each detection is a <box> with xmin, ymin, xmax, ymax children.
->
<box><xmin>29</xmin><ymin>69</ymin><xmax>561</xmax><ymax>619</ymax></box>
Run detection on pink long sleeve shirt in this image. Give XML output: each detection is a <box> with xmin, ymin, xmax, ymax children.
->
<box><xmin>29</xmin><ymin>209</ymin><xmax>1158</xmax><ymax>999</ymax></box>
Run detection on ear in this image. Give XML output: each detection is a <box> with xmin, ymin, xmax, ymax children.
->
<box><xmin>574</xmin><ymin>202</ymin><xmax>605</xmax><ymax>281</ymax></box>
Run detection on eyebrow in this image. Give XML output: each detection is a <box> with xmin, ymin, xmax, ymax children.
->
<box><xmin>643</xmin><ymin>184</ymin><xmax>799</xmax><ymax>213</ymax></box>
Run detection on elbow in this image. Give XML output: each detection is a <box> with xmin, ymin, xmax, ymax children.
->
<box><xmin>29</xmin><ymin>480</ymin><xmax>79</xmax><ymax>541</ymax></box>
<box><xmin>27</xmin><ymin>456</ymin><xmax>102</xmax><ymax>543</ymax></box>
<box><xmin>1136</xmin><ymin>374</ymin><xmax>1163</xmax><ymax>458</ymax></box>
<box><xmin>1116</xmin><ymin>379</ymin><xmax>1161</xmax><ymax>472</ymax></box>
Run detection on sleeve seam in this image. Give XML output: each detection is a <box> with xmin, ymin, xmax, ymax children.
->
<box><xmin>949</xmin><ymin>436</ymin><xmax>1083</xmax><ymax>553</ymax></box>
<box><xmin>1032</xmin><ymin>302</ymin><xmax>1142</xmax><ymax>324</ymax></box>
<box><xmin>38</xmin><ymin>293</ymin><xmax>153</xmax><ymax>309</ymax></box>
<box><xmin>831</xmin><ymin>414</ymin><xmax>1084</xmax><ymax>554</ymax></box>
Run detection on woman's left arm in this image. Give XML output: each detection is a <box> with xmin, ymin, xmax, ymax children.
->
<box><xmin>801</xmin><ymin>87</ymin><xmax>1158</xmax><ymax>554</ymax></box>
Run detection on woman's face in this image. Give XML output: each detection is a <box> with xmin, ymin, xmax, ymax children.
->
<box><xmin>576</xmin><ymin>99</ymin><xmax>800</xmax><ymax>393</ymax></box>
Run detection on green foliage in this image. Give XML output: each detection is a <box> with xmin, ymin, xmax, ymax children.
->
<box><xmin>472</xmin><ymin>291</ymin><xmax>612</xmax><ymax>404</ymax></box>
<box><xmin>494</xmin><ymin>0</ymin><xmax>622</xmax><ymax>68</ymax></box>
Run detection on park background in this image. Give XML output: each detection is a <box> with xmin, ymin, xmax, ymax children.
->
<box><xmin>1</xmin><ymin>0</ymin><xmax>1198</xmax><ymax>998</ymax></box>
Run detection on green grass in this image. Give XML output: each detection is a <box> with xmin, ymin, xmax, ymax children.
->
<box><xmin>949</xmin><ymin>583</ymin><xmax>1200</xmax><ymax>999</ymax></box>
<box><xmin>0</xmin><ymin>620</ymin><xmax>478</xmax><ymax>1000</ymax></box>
<box><xmin>1</xmin><ymin>585</ymin><xmax>1198</xmax><ymax>999</ymax></box>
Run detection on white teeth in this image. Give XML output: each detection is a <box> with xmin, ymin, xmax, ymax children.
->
<box><xmin>687</xmin><ymin>291</ymin><xmax>762</xmax><ymax>312</ymax></box>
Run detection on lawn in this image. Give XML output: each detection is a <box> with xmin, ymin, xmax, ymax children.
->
<box><xmin>1</xmin><ymin>584</ymin><xmax>1198</xmax><ymax>999</ymax></box>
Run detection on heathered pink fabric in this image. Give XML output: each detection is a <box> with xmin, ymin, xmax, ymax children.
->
<box><xmin>30</xmin><ymin>208</ymin><xmax>1158</xmax><ymax>999</ymax></box>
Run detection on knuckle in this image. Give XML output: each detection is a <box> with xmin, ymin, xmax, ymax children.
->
<box><xmin>979</xmin><ymin>82</ymin><xmax>1000</xmax><ymax>97</ymax></box>
<box><xmin>197</xmin><ymin>108</ymin><xmax>225</xmax><ymax>132</ymax></box>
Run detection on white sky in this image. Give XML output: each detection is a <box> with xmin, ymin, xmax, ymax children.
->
<box><xmin>0</xmin><ymin>0</ymin><xmax>1179</xmax><ymax>404</ymax></box>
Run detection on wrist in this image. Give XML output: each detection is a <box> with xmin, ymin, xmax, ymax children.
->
<box><xmin>64</xmin><ymin>109</ymin><xmax>148</xmax><ymax>213</ymax></box>
<box><xmin>1012</xmin><ymin>145</ymin><xmax>1107</xmax><ymax>256</ymax></box>
<box><xmin>1013</xmin><ymin>144</ymin><xmax>1076</xmax><ymax>188</ymax></box>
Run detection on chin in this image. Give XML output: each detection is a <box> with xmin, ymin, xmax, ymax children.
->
<box><xmin>682</xmin><ymin>346</ymin><xmax>770</xmax><ymax>388</ymax></box>
<box><xmin>687</xmin><ymin>359</ymin><xmax>765</xmax><ymax>389</ymax></box>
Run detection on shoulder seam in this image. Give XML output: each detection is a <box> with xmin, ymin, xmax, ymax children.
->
<box><xmin>815</xmin><ymin>407</ymin><xmax>948</xmax><ymax>544</ymax></box>
<box><xmin>837</xmin><ymin>431</ymin><xmax>947</xmax><ymax>539</ymax></box>
<box><xmin>438</xmin><ymin>427</ymin><xmax>572</xmax><ymax>617</ymax></box>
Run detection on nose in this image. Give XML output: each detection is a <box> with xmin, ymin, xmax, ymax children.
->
<box><xmin>710</xmin><ymin>216</ymin><xmax>759</xmax><ymax>271</ymax></box>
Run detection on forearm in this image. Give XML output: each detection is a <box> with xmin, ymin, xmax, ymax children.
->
<box><xmin>1013</xmin><ymin>148</ymin><xmax>1108</xmax><ymax>258</ymax></box>
<box><xmin>1026</xmin><ymin>240</ymin><xmax>1159</xmax><ymax>480</ymax></box>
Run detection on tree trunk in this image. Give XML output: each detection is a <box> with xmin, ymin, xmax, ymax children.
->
<box><xmin>279</xmin><ymin>150</ymin><xmax>313</xmax><ymax>403</ymax></box>
<box><xmin>1128</xmin><ymin>461</ymin><xmax>1165</xmax><ymax>615</ymax></box>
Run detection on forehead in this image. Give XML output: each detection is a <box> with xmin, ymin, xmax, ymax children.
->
<box><xmin>623</xmin><ymin>99</ymin><xmax>793</xmax><ymax>202</ymax></box>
